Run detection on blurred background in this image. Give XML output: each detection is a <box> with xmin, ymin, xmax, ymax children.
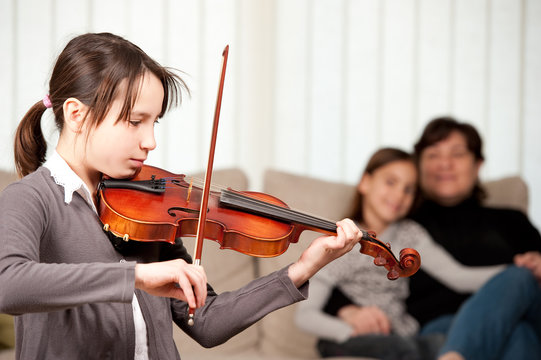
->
<box><xmin>1</xmin><ymin>0</ymin><xmax>540</xmax><ymax>229</ymax></box>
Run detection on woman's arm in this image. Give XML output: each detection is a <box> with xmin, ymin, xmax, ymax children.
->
<box><xmin>410</xmin><ymin>222</ymin><xmax>506</xmax><ymax>292</ymax></box>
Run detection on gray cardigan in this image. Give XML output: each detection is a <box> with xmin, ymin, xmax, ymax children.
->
<box><xmin>0</xmin><ymin>167</ymin><xmax>307</xmax><ymax>359</ymax></box>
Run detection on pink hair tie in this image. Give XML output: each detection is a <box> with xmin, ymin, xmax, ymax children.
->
<box><xmin>43</xmin><ymin>94</ymin><xmax>52</xmax><ymax>109</ymax></box>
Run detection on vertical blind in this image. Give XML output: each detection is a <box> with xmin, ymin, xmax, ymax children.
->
<box><xmin>1</xmin><ymin>0</ymin><xmax>540</xmax><ymax>228</ymax></box>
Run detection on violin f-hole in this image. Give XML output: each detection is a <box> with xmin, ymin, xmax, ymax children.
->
<box><xmin>168</xmin><ymin>207</ymin><xmax>200</xmax><ymax>217</ymax></box>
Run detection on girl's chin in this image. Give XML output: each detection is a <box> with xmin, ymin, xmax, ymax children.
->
<box><xmin>383</xmin><ymin>212</ymin><xmax>404</xmax><ymax>224</ymax></box>
<box><xmin>104</xmin><ymin>168</ymin><xmax>140</xmax><ymax>180</ymax></box>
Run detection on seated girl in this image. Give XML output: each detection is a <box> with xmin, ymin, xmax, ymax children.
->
<box><xmin>294</xmin><ymin>147</ymin><xmax>505</xmax><ymax>360</ymax></box>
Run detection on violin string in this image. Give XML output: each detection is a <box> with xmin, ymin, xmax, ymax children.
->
<box><xmin>220</xmin><ymin>190</ymin><xmax>337</xmax><ymax>231</ymax></box>
<box><xmin>156</xmin><ymin>177</ymin><xmax>341</xmax><ymax>228</ymax></box>
<box><xmin>161</xmin><ymin>181</ymin><xmax>233</xmax><ymax>195</ymax></box>
<box><xmin>160</xmin><ymin>176</ymin><xmax>230</xmax><ymax>193</ymax></box>
<box><xmin>218</xmin><ymin>191</ymin><xmax>388</xmax><ymax>248</ymax></box>
<box><xmin>135</xmin><ymin>175</ymin><xmax>395</xmax><ymax>256</ymax></box>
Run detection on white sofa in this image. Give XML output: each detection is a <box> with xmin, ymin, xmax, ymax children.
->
<box><xmin>0</xmin><ymin>168</ymin><xmax>529</xmax><ymax>360</ymax></box>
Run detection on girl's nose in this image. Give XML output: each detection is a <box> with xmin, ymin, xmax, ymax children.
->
<box><xmin>141</xmin><ymin>127</ymin><xmax>157</xmax><ymax>151</ymax></box>
<box><xmin>393</xmin><ymin>188</ymin><xmax>406</xmax><ymax>203</ymax></box>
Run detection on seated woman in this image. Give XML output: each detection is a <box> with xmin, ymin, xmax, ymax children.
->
<box><xmin>409</xmin><ymin>117</ymin><xmax>541</xmax><ymax>360</ymax></box>
<box><xmin>294</xmin><ymin>147</ymin><xmax>504</xmax><ymax>360</ymax></box>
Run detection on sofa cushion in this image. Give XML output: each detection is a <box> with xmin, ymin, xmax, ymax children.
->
<box><xmin>260</xmin><ymin>169</ymin><xmax>361</xmax><ymax>358</ymax></box>
<box><xmin>483</xmin><ymin>176</ymin><xmax>528</xmax><ymax>213</ymax></box>
<box><xmin>0</xmin><ymin>171</ymin><xmax>17</xmax><ymax>192</ymax></box>
<box><xmin>257</xmin><ymin>238</ymin><xmax>320</xmax><ymax>358</ymax></box>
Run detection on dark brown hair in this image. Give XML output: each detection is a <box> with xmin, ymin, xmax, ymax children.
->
<box><xmin>413</xmin><ymin>116</ymin><xmax>486</xmax><ymax>202</ymax></box>
<box><xmin>14</xmin><ymin>32</ymin><xmax>188</xmax><ymax>178</ymax></box>
<box><xmin>349</xmin><ymin>147</ymin><xmax>415</xmax><ymax>222</ymax></box>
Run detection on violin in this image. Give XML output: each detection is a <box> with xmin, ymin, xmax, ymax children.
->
<box><xmin>97</xmin><ymin>44</ymin><xmax>420</xmax><ymax>325</ymax></box>
<box><xmin>98</xmin><ymin>164</ymin><xmax>420</xmax><ymax>280</ymax></box>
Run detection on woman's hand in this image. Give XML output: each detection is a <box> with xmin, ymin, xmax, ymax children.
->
<box><xmin>135</xmin><ymin>259</ymin><xmax>207</xmax><ymax>309</ymax></box>
<box><xmin>514</xmin><ymin>251</ymin><xmax>541</xmax><ymax>281</ymax></box>
<box><xmin>338</xmin><ymin>304</ymin><xmax>392</xmax><ymax>335</ymax></box>
<box><xmin>288</xmin><ymin>218</ymin><xmax>361</xmax><ymax>287</ymax></box>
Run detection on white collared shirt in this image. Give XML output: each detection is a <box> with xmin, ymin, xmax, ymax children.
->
<box><xmin>44</xmin><ymin>151</ymin><xmax>149</xmax><ymax>360</ymax></box>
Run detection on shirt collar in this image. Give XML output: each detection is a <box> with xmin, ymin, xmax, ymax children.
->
<box><xmin>43</xmin><ymin>151</ymin><xmax>98</xmax><ymax>213</ymax></box>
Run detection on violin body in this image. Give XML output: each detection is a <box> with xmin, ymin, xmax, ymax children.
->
<box><xmin>99</xmin><ymin>165</ymin><xmax>302</xmax><ymax>257</ymax></box>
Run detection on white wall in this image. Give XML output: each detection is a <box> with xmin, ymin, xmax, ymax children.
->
<box><xmin>1</xmin><ymin>0</ymin><xmax>540</xmax><ymax>229</ymax></box>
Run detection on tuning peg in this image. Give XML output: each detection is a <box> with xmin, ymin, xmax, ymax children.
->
<box><xmin>374</xmin><ymin>254</ymin><xmax>387</xmax><ymax>266</ymax></box>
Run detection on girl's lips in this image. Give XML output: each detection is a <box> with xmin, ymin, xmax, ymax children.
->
<box><xmin>384</xmin><ymin>201</ymin><xmax>402</xmax><ymax>214</ymax></box>
<box><xmin>130</xmin><ymin>159</ymin><xmax>145</xmax><ymax>167</ymax></box>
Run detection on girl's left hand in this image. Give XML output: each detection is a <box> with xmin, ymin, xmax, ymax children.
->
<box><xmin>288</xmin><ymin>218</ymin><xmax>361</xmax><ymax>287</ymax></box>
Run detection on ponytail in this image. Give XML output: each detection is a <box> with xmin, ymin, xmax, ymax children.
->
<box><xmin>12</xmin><ymin>33</ymin><xmax>187</xmax><ymax>179</ymax></box>
<box><xmin>14</xmin><ymin>101</ymin><xmax>48</xmax><ymax>178</ymax></box>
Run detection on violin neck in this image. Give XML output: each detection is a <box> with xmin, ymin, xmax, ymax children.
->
<box><xmin>219</xmin><ymin>189</ymin><xmax>337</xmax><ymax>234</ymax></box>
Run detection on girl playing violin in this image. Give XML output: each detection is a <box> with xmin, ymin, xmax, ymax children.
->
<box><xmin>0</xmin><ymin>32</ymin><xmax>362</xmax><ymax>359</ymax></box>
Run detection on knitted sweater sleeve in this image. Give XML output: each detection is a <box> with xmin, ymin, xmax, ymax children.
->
<box><xmin>170</xmin><ymin>265</ymin><xmax>308</xmax><ymax>348</ymax></box>
<box><xmin>0</xmin><ymin>180</ymin><xmax>135</xmax><ymax>314</ymax></box>
<box><xmin>294</xmin><ymin>269</ymin><xmax>353</xmax><ymax>343</ymax></box>
<box><xmin>405</xmin><ymin>220</ymin><xmax>506</xmax><ymax>293</ymax></box>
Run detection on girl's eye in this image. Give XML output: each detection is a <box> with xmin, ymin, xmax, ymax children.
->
<box><xmin>154</xmin><ymin>119</ymin><xmax>160</xmax><ymax>126</ymax></box>
<box><xmin>129</xmin><ymin>120</ymin><xmax>141</xmax><ymax>127</ymax></box>
<box><xmin>404</xmin><ymin>186</ymin><xmax>415</xmax><ymax>195</ymax></box>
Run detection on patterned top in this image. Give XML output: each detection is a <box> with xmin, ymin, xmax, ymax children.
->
<box><xmin>295</xmin><ymin>219</ymin><xmax>504</xmax><ymax>342</ymax></box>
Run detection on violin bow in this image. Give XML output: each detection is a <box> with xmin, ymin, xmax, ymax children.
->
<box><xmin>188</xmin><ymin>45</ymin><xmax>229</xmax><ymax>326</ymax></box>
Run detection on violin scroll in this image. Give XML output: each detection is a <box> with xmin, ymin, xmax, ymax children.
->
<box><xmin>397</xmin><ymin>248</ymin><xmax>421</xmax><ymax>278</ymax></box>
<box><xmin>358</xmin><ymin>231</ymin><xmax>421</xmax><ymax>280</ymax></box>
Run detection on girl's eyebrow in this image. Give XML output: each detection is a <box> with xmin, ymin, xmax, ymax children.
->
<box><xmin>130</xmin><ymin>111</ymin><xmax>153</xmax><ymax>118</ymax></box>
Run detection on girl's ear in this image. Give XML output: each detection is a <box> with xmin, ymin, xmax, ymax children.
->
<box><xmin>63</xmin><ymin>98</ymin><xmax>88</xmax><ymax>133</ymax></box>
<box><xmin>358</xmin><ymin>174</ymin><xmax>371</xmax><ymax>195</ymax></box>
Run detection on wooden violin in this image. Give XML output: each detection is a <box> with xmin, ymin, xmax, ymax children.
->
<box><xmin>98</xmin><ymin>164</ymin><xmax>420</xmax><ymax>280</ymax></box>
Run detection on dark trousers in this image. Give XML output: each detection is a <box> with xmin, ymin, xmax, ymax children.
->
<box><xmin>317</xmin><ymin>333</ymin><xmax>445</xmax><ymax>360</ymax></box>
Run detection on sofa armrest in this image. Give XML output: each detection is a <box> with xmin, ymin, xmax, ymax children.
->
<box><xmin>483</xmin><ymin>176</ymin><xmax>528</xmax><ymax>214</ymax></box>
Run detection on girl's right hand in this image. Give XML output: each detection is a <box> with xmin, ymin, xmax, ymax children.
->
<box><xmin>134</xmin><ymin>259</ymin><xmax>207</xmax><ymax>309</ymax></box>
<box><xmin>337</xmin><ymin>304</ymin><xmax>391</xmax><ymax>335</ymax></box>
